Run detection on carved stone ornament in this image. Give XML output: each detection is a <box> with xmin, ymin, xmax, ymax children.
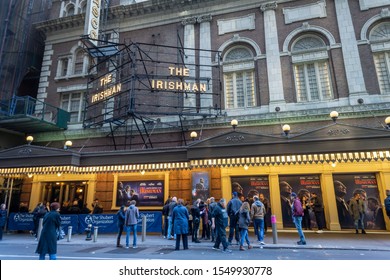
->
<box><xmin>181</xmin><ymin>17</ymin><xmax>197</xmax><ymax>26</ymax></box>
<box><xmin>326</xmin><ymin>128</ymin><xmax>350</xmax><ymax>136</ymax></box>
<box><xmin>225</xmin><ymin>135</ymin><xmax>245</xmax><ymax>143</ymax></box>
<box><xmin>197</xmin><ymin>14</ymin><xmax>212</xmax><ymax>23</ymax></box>
<box><xmin>18</xmin><ymin>148</ymin><xmax>32</xmax><ymax>155</ymax></box>
<box><xmin>260</xmin><ymin>2</ymin><xmax>278</xmax><ymax>12</ymax></box>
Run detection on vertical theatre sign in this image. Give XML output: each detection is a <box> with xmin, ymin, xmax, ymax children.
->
<box><xmin>84</xmin><ymin>0</ymin><xmax>101</xmax><ymax>46</ymax></box>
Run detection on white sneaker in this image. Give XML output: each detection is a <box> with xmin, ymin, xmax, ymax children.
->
<box><xmin>316</xmin><ymin>230</ymin><xmax>323</xmax><ymax>234</ymax></box>
<box><xmin>260</xmin><ymin>241</ymin><xmax>265</xmax><ymax>245</ymax></box>
<box><xmin>125</xmin><ymin>246</ymin><xmax>129</xmax><ymax>249</ymax></box>
<box><xmin>133</xmin><ymin>246</ymin><xmax>138</xmax><ymax>249</ymax></box>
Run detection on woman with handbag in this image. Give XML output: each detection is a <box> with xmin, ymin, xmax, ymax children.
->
<box><xmin>35</xmin><ymin>202</ymin><xmax>61</xmax><ymax>260</ymax></box>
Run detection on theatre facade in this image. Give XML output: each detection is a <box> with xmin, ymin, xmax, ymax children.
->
<box><xmin>1</xmin><ymin>0</ymin><xmax>390</xmax><ymax>232</ymax></box>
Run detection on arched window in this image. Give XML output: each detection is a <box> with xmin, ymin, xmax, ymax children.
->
<box><xmin>370</xmin><ymin>22</ymin><xmax>390</xmax><ymax>94</ymax></box>
<box><xmin>65</xmin><ymin>4</ymin><xmax>75</xmax><ymax>16</ymax></box>
<box><xmin>74</xmin><ymin>49</ymin><xmax>85</xmax><ymax>75</ymax></box>
<box><xmin>223</xmin><ymin>47</ymin><xmax>256</xmax><ymax>109</ymax></box>
<box><xmin>79</xmin><ymin>0</ymin><xmax>87</xmax><ymax>14</ymax></box>
<box><xmin>291</xmin><ymin>36</ymin><xmax>333</xmax><ymax>102</ymax></box>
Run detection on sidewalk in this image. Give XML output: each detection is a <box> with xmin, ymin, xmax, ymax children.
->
<box><xmin>2</xmin><ymin>230</ymin><xmax>390</xmax><ymax>251</ymax></box>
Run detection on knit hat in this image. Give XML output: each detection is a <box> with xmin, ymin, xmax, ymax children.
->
<box><xmin>232</xmin><ymin>191</ymin><xmax>238</xmax><ymax>197</ymax></box>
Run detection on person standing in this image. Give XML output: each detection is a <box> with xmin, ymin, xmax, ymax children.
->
<box><xmin>259</xmin><ymin>193</ymin><xmax>270</xmax><ymax>233</ymax></box>
<box><xmin>116</xmin><ymin>205</ymin><xmax>126</xmax><ymax>247</ymax></box>
<box><xmin>162</xmin><ymin>198</ymin><xmax>171</xmax><ymax>238</ymax></box>
<box><xmin>172</xmin><ymin>198</ymin><xmax>189</xmax><ymax>250</ymax></box>
<box><xmin>35</xmin><ymin>202</ymin><xmax>61</xmax><ymax>260</ymax></box>
<box><xmin>291</xmin><ymin>192</ymin><xmax>306</xmax><ymax>245</ymax></box>
<box><xmin>227</xmin><ymin>191</ymin><xmax>242</xmax><ymax>245</ymax></box>
<box><xmin>167</xmin><ymin>197</ymin><xmax>177</xmax><ymax>240</ymax></box>
<box><xmin>125</xmin><ymin>200</ymin><xmax>139</xmax><ymax>248</ymax></box>
<box><xmin>250</xmin><ymin>195</ymin><xmax>266</xmax><ymax>245</ymax></box>
<box><xmin>238</xmin><ymin>201</ymin><xmax>252</xmax><ymax>251</ymax></box>
<box><xmin>384</xmin><ymin>189</ymin><xmax>390</xmax><ymax>219</ymax></box>
<box><xmin>349</xmin><ymin>192</ymin><xmax>366</xmax><ymax>234</ymax></box>
<box><xmin>208</xmin><ymin>197</ymin><xmax>217</xmax><ymax>242</ymax></box>
<box><xmin>0</xmin><ymin>204</ymin><xmax>7</xmax><ymax>241</ymax></box>
<box><xmin>92</xmin><ymin>198</ymin><xmax>103</xmax><ymax>214</ymax></box>
<box><xmin>31</xmin><ymin>202</ymin><xmax>46</xmax><ymax>238</ymax></box>
<box><xmin>310</xmin><ymin>192</ymin><xmax>325</xmax><ymax>233</ymax></box>
<box><xmin>211</xmin><ymin>198</ymin><xmax>231</xmax><ymax>253</ymax></box>
<box><xmin>191</xmin><ymin>199</ymin><xmax>201</xmax><ymax>243</ymax></box>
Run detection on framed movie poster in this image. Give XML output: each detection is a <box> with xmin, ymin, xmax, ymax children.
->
<box><xmin>278</xmin><ymin>175</ymin><xmax>324</xmax><ymax>228</ymax></box>
<box><xmin>333</xmin><ymin>173</ymin><xmax>385</xmax><ymax>230</ymax></box>
<box><xmin>230</xmin><ymin>176</ymin><xmax>271</xmax><ymax>228</ymax></box>
<box><xmin>116</xmin><ymin>180</ymin><xmax>164</xmax><ymax>207</ymax></box>
<box><xmin>191</xmin><ymin>171</ymin><xmax>210</xmax><ymax>202</ymax></box>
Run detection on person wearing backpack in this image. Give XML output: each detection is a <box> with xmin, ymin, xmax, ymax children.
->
<box><xmin>291</xmin><ymin>192</ymin><xmax>306</xmax><ymax>245</ymax></box>
<box><xmin>384</xmin><ymin>190</ymin><xmax>390</xmax><ymax>218</ymax></box>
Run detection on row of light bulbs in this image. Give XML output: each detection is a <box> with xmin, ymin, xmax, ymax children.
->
<box><xmin>190</xmin><ymin>111</ymin><xmax>390</xmax><ymax>140</ymax></box>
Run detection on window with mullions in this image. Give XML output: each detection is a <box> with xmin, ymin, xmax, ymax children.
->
<box><xmin>370</xmin><ymin>22</ymin><xmax>390</xmax><ymax>94</ymax></box>
<box><xmin>292</xmin><ymin>36</ymin><xmax>333</xmax><ymax>102</ymax></box>
<box><xmin>60</xmin><ymin>92</ymin><xmax>85</xmax><ymax>123</ymax></box>
<box><xmin>223</xmin><ymin>47</ymin><xmax>256</xmax><ymax>109</ymax></box>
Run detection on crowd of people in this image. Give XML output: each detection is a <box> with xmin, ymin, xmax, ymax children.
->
<box><xmin>158</xmin><ymin>192</ymin><xmax>273</xmax><ymax>252</ymax></box>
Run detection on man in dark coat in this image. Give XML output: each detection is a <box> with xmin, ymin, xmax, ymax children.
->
<box><xmin>35</xmin><ymin>202</ymin><xmax>61</xmax><ymax>260</ymax></box>
<box><xmin>0</xmin><ymin>203</ymin><xmax>7</xmax><ymax>241</ymax></box>
<box><xmin>116</xmin><ymin>205</ymin><xmax>126</xmax><ymax>247</ymax></box>
<box><xmin>172</xmin><ymin>198</ymin><xmax>189</xmax><ymax>250</ymax></box>
<box><xmin>211</xmin><ymin>198</ymin><xmax>231</xmax><ymax>253</ymax></box>
<box><xmin>226</xmin><ymin>191</ymin><xmax>242</xmax><ymax>245</ymax></box>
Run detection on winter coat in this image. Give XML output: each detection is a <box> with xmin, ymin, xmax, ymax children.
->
<box><xmin>172</xmin><ymin>204</ymin><xmax>189</xmax><ymax>235</ymax></box>
<box><xmin>292</xmin><ymin>198</ymin><xmax>304</xmax><ymax>217</ymax></box>
<box><xmin>250</xmin><ymin>200</ymin><xmax>265</xmax><ymax>220</ymax></box>
<box><xmin>35</xmin><ymin>210</ymin><xmax>61</xmax><ymax>255</ymax></box>
<box><xmin>348</xmin><ymin>198</ymin><xmax>365</xmax><ymax>220</ymax></box>
<box><xmin>238</xmin><ymin>209</ymin><xmax>251</xmax><ymax>229</ymax></box>
<box><xmin>117</xmin><ymin>208</ymin><xmax>126</xmax><ymax>227</ymax></box>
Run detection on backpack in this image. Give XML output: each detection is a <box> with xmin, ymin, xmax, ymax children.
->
<box><xmin>385</xmin><ymin>196</ymin><xmax>390</xmax><ymax>217</ymax></box>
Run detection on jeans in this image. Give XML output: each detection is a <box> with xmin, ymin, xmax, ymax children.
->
<box><xmin>228</xmin><ymin>215</ymin><xmax>240</xmax><ymax>243</ymax></box>
<box><xmin>293</xmin><ymin>216</ymin><xmax>305</xmax><ymax>242</ymax></box>
<box><xmin>214</xmin><ymin>227</ymin><xmax>229</xmax><ymax>250</ymax></box>
<box><xmin>354</xmin><ymin>213</ymin><xmax>365</xmax><ymax>230</ymax></box>
<box><xmin>253</xmin><ymin>218</ymin><xmax>264</xmax><ymax>242</ymax></box>
<box><xmin>126</xmin><ymin>224</ymin><xmax>137</xmax><ymax>247</ymax></box>
<box><xmin>239</xmin><ymin>228</ymin><xmax>250</xmax><ymax>246</ymax></box>
<box><xmin>39</xmin><ymin>253</ymin><xmax>56</xmax><ymax>260</ymax></box>
<box><xmin>167</xmin><ymin>216</ymin><xmax>176</xmax><ymax>239</ymax></box>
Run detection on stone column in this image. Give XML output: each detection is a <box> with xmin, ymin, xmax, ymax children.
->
<box><xmin>197</xmin><ymin>14</ymin><xmax>213</xmax><ymax>112</ymax></box>
<box><xmin>334</xmin><ymin>0</ymin><xmax>367</xmax><ymax>103</ymax></box>
<box><xmin>260</xmin><ymin>2</ymin><xmax>286</xmax><ymax>111</ymax></box>
<box><xmin>182</xmin><ymin>17</ymin><xmax>197</xmax><ymax>110</ymax></box>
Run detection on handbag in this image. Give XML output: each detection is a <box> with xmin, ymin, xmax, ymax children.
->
<box><xmin>56</xmin><ymin>228</ymin><xmax>65</xmax><ymax>240</ymax></box>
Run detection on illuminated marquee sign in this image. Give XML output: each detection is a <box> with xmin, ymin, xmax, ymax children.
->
<box><xmin>84</xmin><ymin>0</ymin><xmax>101</xmax><ymax>46</ymax></box>
<box><xmin>91</xmin><ymin>74</ymin><xmax>122</xmax><ymax>103</ymax></box>
<box><xmin>151</xmin><ymin>67</ymin><xmax>207</xmax><ymax>93</ymax></box>
<box><xmin>90</xmin><ymin>66</ymin><xmax>207</xmax><ymax>103</ymax></box>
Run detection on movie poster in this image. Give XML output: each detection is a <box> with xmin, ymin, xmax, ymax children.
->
<box><xmin>278</xmin><ymin>175</ymin><xmax>324</xmax><ymax>228</ymax></box>
<box><xmin>333</xmin><ymin>173</ymin><xmax>385</xmax><ymax>230</ymax></box>
<box><xmin>191</xmin><ymin>172</ymin><xmax>210</xmax><ymax>202</ymax></box>
<box><xmin>116</xmin><ymin>180</ymin><xmax>164</xmax><ymax>207</ymax></box>
<box><xmin>230</xmin><ymin>176</ymin><xmax>271</xmax><ymax>228</ymax></box>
